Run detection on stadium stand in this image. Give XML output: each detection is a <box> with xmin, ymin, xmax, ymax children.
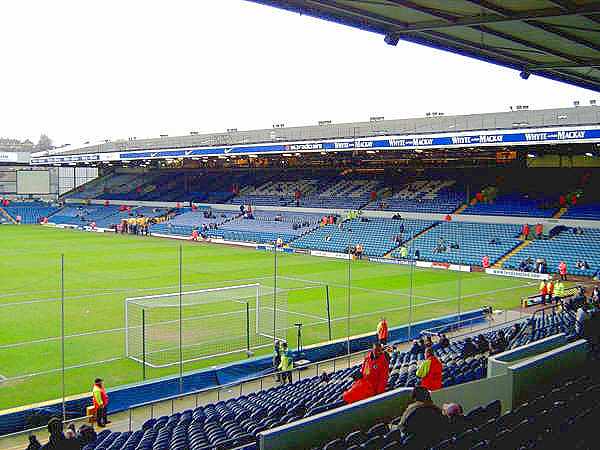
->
<box><xmin>504</xmin><ymin>227</ymin><xmax>600</xmax><ymax>277</ymax></box>
<box><xmin>561</xmin><ymin>203</ymin><xmax>600</xmax><ymax>220</ymax></box>
<box><xmin>50</xmin><ymin>205</ymin><xmax>170</xmax><ymax>229</ymax></box>
<box><xmin>2</xmin><ymin>202</ymin><xmax>60</xmax><ymax>224</ymax></box>
<box><xmin>393</xmin><ymin>221</ymin><xmax>523</xmax><ymax>266</ymax></box>
<box><xmin>291</xmin><ymin>217</ymin><xmax>435</xmax><ymax>257</ymax></box>
<box><xmin>70</xmin><ymin>308</ymin><xmax>577</xmax><ymax>450</ymax></box>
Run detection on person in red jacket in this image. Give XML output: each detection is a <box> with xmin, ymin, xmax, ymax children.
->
<box><xmin>417</xmin><ymin>348</ymin><xmax>443</xmax><ymax>391</ymax></box>
<box><xmin>559</xmin><ymin>261</ymin><xmax>567</xmax><ymax>281</ymax></box>
<box><xmin>377</xmin><ymin>317</ymin><xmax>389</xmax><ymax>345</ymax></box>
<box><xmin>535</xmin><ymin>223</ymin><xmax>543</xmax><ymax>239</ymax></box>
<box><xmin>482</xmin><ymin>255</ymin><xmax>490</xmax><ymax>269</ymax></box>
<box><xmin>547</xmin><ymin>279</ymin><xmax>555</xmax><ymax>303</ymax></box>
<box><xmin>343</xmin><ymin>343</ymin><xmax>390</xmax><ymax>404</ymax></box>
<box><xmin>522</xmin><ymin>224</ymin><xmax>530</xmax><ymax>240</ymax></box>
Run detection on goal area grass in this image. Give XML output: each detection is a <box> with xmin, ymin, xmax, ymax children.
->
<box><xmin>0</xmin><ymin>226</ymin><xmax>535</xmax><ymax>410</ymax></box>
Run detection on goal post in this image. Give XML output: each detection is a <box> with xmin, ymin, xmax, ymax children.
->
<box><xmin>125</xmin><ymin>283</ymin><xmax>288</xmax><ymax>368</ymax></box>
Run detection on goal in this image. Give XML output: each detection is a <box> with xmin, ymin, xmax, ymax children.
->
<box><xmin>125</xmin><ymin>283</ymin><xmax>287</xmax><ymax>368</ymax></box>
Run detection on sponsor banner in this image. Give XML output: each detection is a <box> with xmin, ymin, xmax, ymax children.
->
<box><xmin>30</xmin><ymin>125</ymin><xmax>600</xmax><ymax>165</ymax></box>
<box><xmin>256</xmin><ymin>245</ymin><xmax>294</xmax><ymax>253</ymax></box>
<box><xmin>486</xmin><ymin>268</ymin><xmax>551</xmax><ymax>280</ymax></box>
<box><xmin>310</xmin><ymin>250</ymin><xmax>351</xmax><ymax>260</ymax></box>
<box><xmin>417</xmin><ymin>261</ymin><xmax>471</xmax><ymax>272</ymax></box>
<box><xmin>369</xmin><ymin>257</ymin><xmax>414</xmax><ymax>266</ymax></box>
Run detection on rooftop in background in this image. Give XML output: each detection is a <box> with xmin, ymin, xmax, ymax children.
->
<box><xmin>33</xmin><ymin>105</ymin><xmax>600</xmax><ymax>157</ymax></box>
<box><xmin>247</xmin><ymin>0</ymin><xmax>600</xmax><ymax>92</ymax></box>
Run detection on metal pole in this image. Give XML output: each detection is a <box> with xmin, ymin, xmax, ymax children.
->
<box><xmin>326</xmin><ymin>285</ymin><xmax>332</xmax><ymax>341</ymax></box>
<box><xmin>408</xmin><ymin>237</ymin><xmax>414</xmax><ymax>341</ymax></box>
<box><xmin>346</xmin><ymin>230</ymin><xmax>352</xmax><ymax>358</ymax></box>
<box><xmin>178</xmin><ymin>245</ymin><xmax>183</xmax><ymax>393</ymax></box>
<box><xmin>457</xmin><ymin>221</ymin><xmax>462</xmax><ymax>321</ymax></box>
<box><xmin>273</xmin><ymin>242</ymin><xmax>277</xmax><ymax>343</ymax></box>
<box><xmin>142</xmin><ymin>310</ymin><xmax>146</xmax><ymax>380</ymax></box>
<box><xmin>61</xmin><ymin>254</ymin><xmax>66</xmax><ymax>423</ymax></box>
<box><xmin>246</xmin><ymin>302</ymin><xmax>250</xmax><ymax>352</ymax></box>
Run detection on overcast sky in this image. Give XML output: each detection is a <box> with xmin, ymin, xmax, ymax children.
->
<box><xmin>0</xmin><ymin>0</ymin><xmax>596</xmax><ymax>146</ymax></box>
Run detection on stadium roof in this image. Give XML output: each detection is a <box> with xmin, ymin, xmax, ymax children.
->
<box><xmin>247</xmin><ymin>0</ymin><xmax>600</xmax><ymax>92</ymax></box>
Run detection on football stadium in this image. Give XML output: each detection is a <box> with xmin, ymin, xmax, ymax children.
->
<box><xmin>2</xmin><ymin>1</ymin><xmax>600</xmax><ymax>449</ymax></box>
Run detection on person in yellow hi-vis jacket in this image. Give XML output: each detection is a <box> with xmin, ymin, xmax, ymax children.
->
<box><xmin>92</xmin><ymin>378</ymin><xmax>110</xmax><ymax>427</ymax></box>
<box><xmin>278</xmin><ymin>342</ymin><xmax>294</xmax><ymax>384</ymax></box>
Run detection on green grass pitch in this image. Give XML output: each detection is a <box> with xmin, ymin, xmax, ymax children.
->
<box><xmin>0</xmin><ymin>226</ymin><xmax>535</xmax><ymax>410</ymax></box>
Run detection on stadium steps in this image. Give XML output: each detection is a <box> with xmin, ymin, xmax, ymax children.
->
<box><xmin>383</xmin><ymin>221</ymin><xmax>440</xmax><ymax>257</ymax></box>
<box><xmin>553</xmin><ymin>207</ymin><xmax>568</xmax><ymax>219</ymax></box>
<box><xmin>0</xmin><ymin>207</ymin><xmax>17</xmax><ymax>224</ymax></box>
<box><xmin>493</xmin><ymin>240</ymin><xmax>533</xmax><ymax>268</ymax></box>
<box><xmin>452</xmin><ymin>203</ymin><xmax>469</xmax><ymax>214</ymax></box>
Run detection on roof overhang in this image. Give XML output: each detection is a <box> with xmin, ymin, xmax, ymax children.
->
<box><xmin>246</xmin><ymin>0</ymin><xmax>600</xmax><ymax>92</ymax></box>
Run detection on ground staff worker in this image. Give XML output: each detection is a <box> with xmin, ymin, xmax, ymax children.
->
<box><xmin>92</xmin><ymin>378</ymin><xmax>110</xmax><ymax>427</ymax></box>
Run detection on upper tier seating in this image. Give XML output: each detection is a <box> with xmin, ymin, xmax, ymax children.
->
<box><xmin>393</xmin><ymin>221</ymin><xmax>522</xmax><ymax>266</ymax></box>
<box><xmin>298</xmin><ymin>177</ymin><xmax>385</xmax><ymax>210</ymax></box>
<box><xmin>464</xmin><ymin>194</ymin><xmax>557</xmax><ymax>218</ymax></box>
<box><xmin>70</xmin><ymin>173</ymin><xmax>141</xmax><ymax>199</ymax></box>
<box><xmin>365</xmin><ymin>179</ymin><xmax>466</xmax><ymax>214</ymax></box>
<box><xmin>2</xmin><ymin>202</ymin><xmax>60</xmax><ymax>224</ymax></box>
<box><xmin>80</xmin><ymin>310</ymin><xmax>576</xmax><ymax>450</ymax></box>
<box><xmin>292</xmin><ymin>218</ymin><xmax>438</xmax><ymax>258</ymax></box>
<box><xmin>504</xmin><ymin>227</ymin><xmax>600</xmax><ymax>277</ymax></box>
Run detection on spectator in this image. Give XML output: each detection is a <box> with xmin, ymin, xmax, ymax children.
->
<box><xmin>414</xmin><ymin>249</ymin><xmax>420</xmax><ymax>260</ymax></box>
<box><xmin>482</xmin><ymin>255</ymin><xmax>490</xmax><ymax>269</ymax></box>
<box><xmin>278</xmin><ymin>342</ymin><xmax>293</xmax><ymax>384</ymax></box>
<box><xmin>397</xmin><ymin>387</ymin><xmax>447</xmax><ymax>447</ymax></box>
<box><xmin>547</xmin><ymin>279</ymin><xmax>555</xmax><ymax>303</ymax></box>
<box><xmin>399</xmin><ymin>245</ymin><xmax>408</xmax><ymax>258</ymax></box>
<box><xmin>355</xmin><ymin>243</ymin><xmax>364</xmax><ymax>259</ymax></box>
<box><xmin>92</xmin><ymin>378</ymin><xmax>109</xmax><ymax>427</ymax></box>
<box><xmin>409</xmin><ymin>339</ymin><xmax>423</xmax><ymax>355</ymax></box>
<box><xmin>576</xmin><ymin>306</ymin><xmax>588</xmax><ymax>337</ymax></box>
<box><xmin>522</xmin><ymin>223</ymin><xmax>530</xmax><ymax>240</ymax></box>
<box><xmin>424</xmin><ymin>335</ymin><xmax>433</xmax><ymax>349</ymax></box>
<box><xmin>319</xmin><ymin>371</ymin><xmax>330</xmax><ymax>383</ymax></box>
<box><xmin>377</xmin><ymin>317</ymin><xmax>388</xmax><ymax>345</ymax></box>
<box><xmin>475</xmin><ymin>334</ymin><xmax>489</xmax><ymax>353</ymax></box>
<box><xmin>490</xmin><ymin>331</ymin><xmax>508</xmax><ymax>355</ymax></box>
<box><xmin>417</xmin><ymin>348</ymin><xmax>443</xmax><ymax>391</ymax></box>
<box><xmin>26</xmin><ymin>435</ymin><xmax>41</xmax><ymax>450</ymax></box>
<box><xmin>461</xmin><ymin>337</ymin><xmax>478</xmax><ymax>358</ymax></box>
<box><xmin>442</xmin><ymin>402</ymin><xmax>466</xmax><ymax>435</ymax></box>
<box><xmin>507</xmin><ymin>323</ymin><xmax>521</xmax><ymax>342</ymax></box>
<box><xmin>535</xmin><ymin>223</ymin><xmax>543</xmax><ymax>239</ymax></box>
<box><xmin>343</xmin><ymin>343</ymin><xmax>390</xmax><ymax>404</ymax></box>
<box><xmin>559</xmin><ymin>261</ymin><xmax>567</xmax><ymax>281</ymax></box>
<box><xmin>41</xmin><ymin>417</ymin><xmax>80</xmax><ymax>450</ymax></box>
<box><xmin>576</xmin><ymin>260</ymin><xmax>590</xmax><ymax>270</ymax></box>
<box><xmin>438</xmin><ymin>334</ymin><xmax>450</xmax><ymax>349</ymax></box>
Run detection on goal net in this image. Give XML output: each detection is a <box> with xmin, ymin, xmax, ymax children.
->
<box><xmin>125</xmin><ymin>283</ymin><xmax>288</xmax><ymax>368</ymax></box>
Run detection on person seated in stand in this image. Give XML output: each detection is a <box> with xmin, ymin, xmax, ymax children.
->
<box><xmin>438</xmin><ymin>333</ymin><xmax>450</xmax><ymax>349</ymax></box>
<box><xmin>442</xmin><ymin>403</ymin><xmax>467</xmax><ymax>436</ymax></box>
<box><xmin>397</xmin><ymin>387</ymin><xmax>447</xmax><ymax>447</ymax></box>
<box><xmin>475</xmin><ymin>334</ymin><xmax>489</xmax><ymax>353</ymax></box>
<box><xmin>461</xmin><ymin>337</ymin><xmax>478</xmax><ymax>358</ymax></box>
<box><xmin>576</xmin><ymin>260</ymin><xmax>590</xmax><ymax>270</ymax></box>
<box><xmin>409</xmin><ymin>339</ymin><xmax>423</xmax><ymax>355</ymax></box>
<box><xmin>490</xmin><ymin>331</ymin><xmax>508</xmax><ymax>355</ymax></box>
<box><xmin>342</xmin><ymin>343</ymin><xmax>390</xmax><ymax>404</ymax></box>
<box><xmin>424</xmin><ymin>335</ymin><xmax>433</xmax><ymax>349</ymax></box>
